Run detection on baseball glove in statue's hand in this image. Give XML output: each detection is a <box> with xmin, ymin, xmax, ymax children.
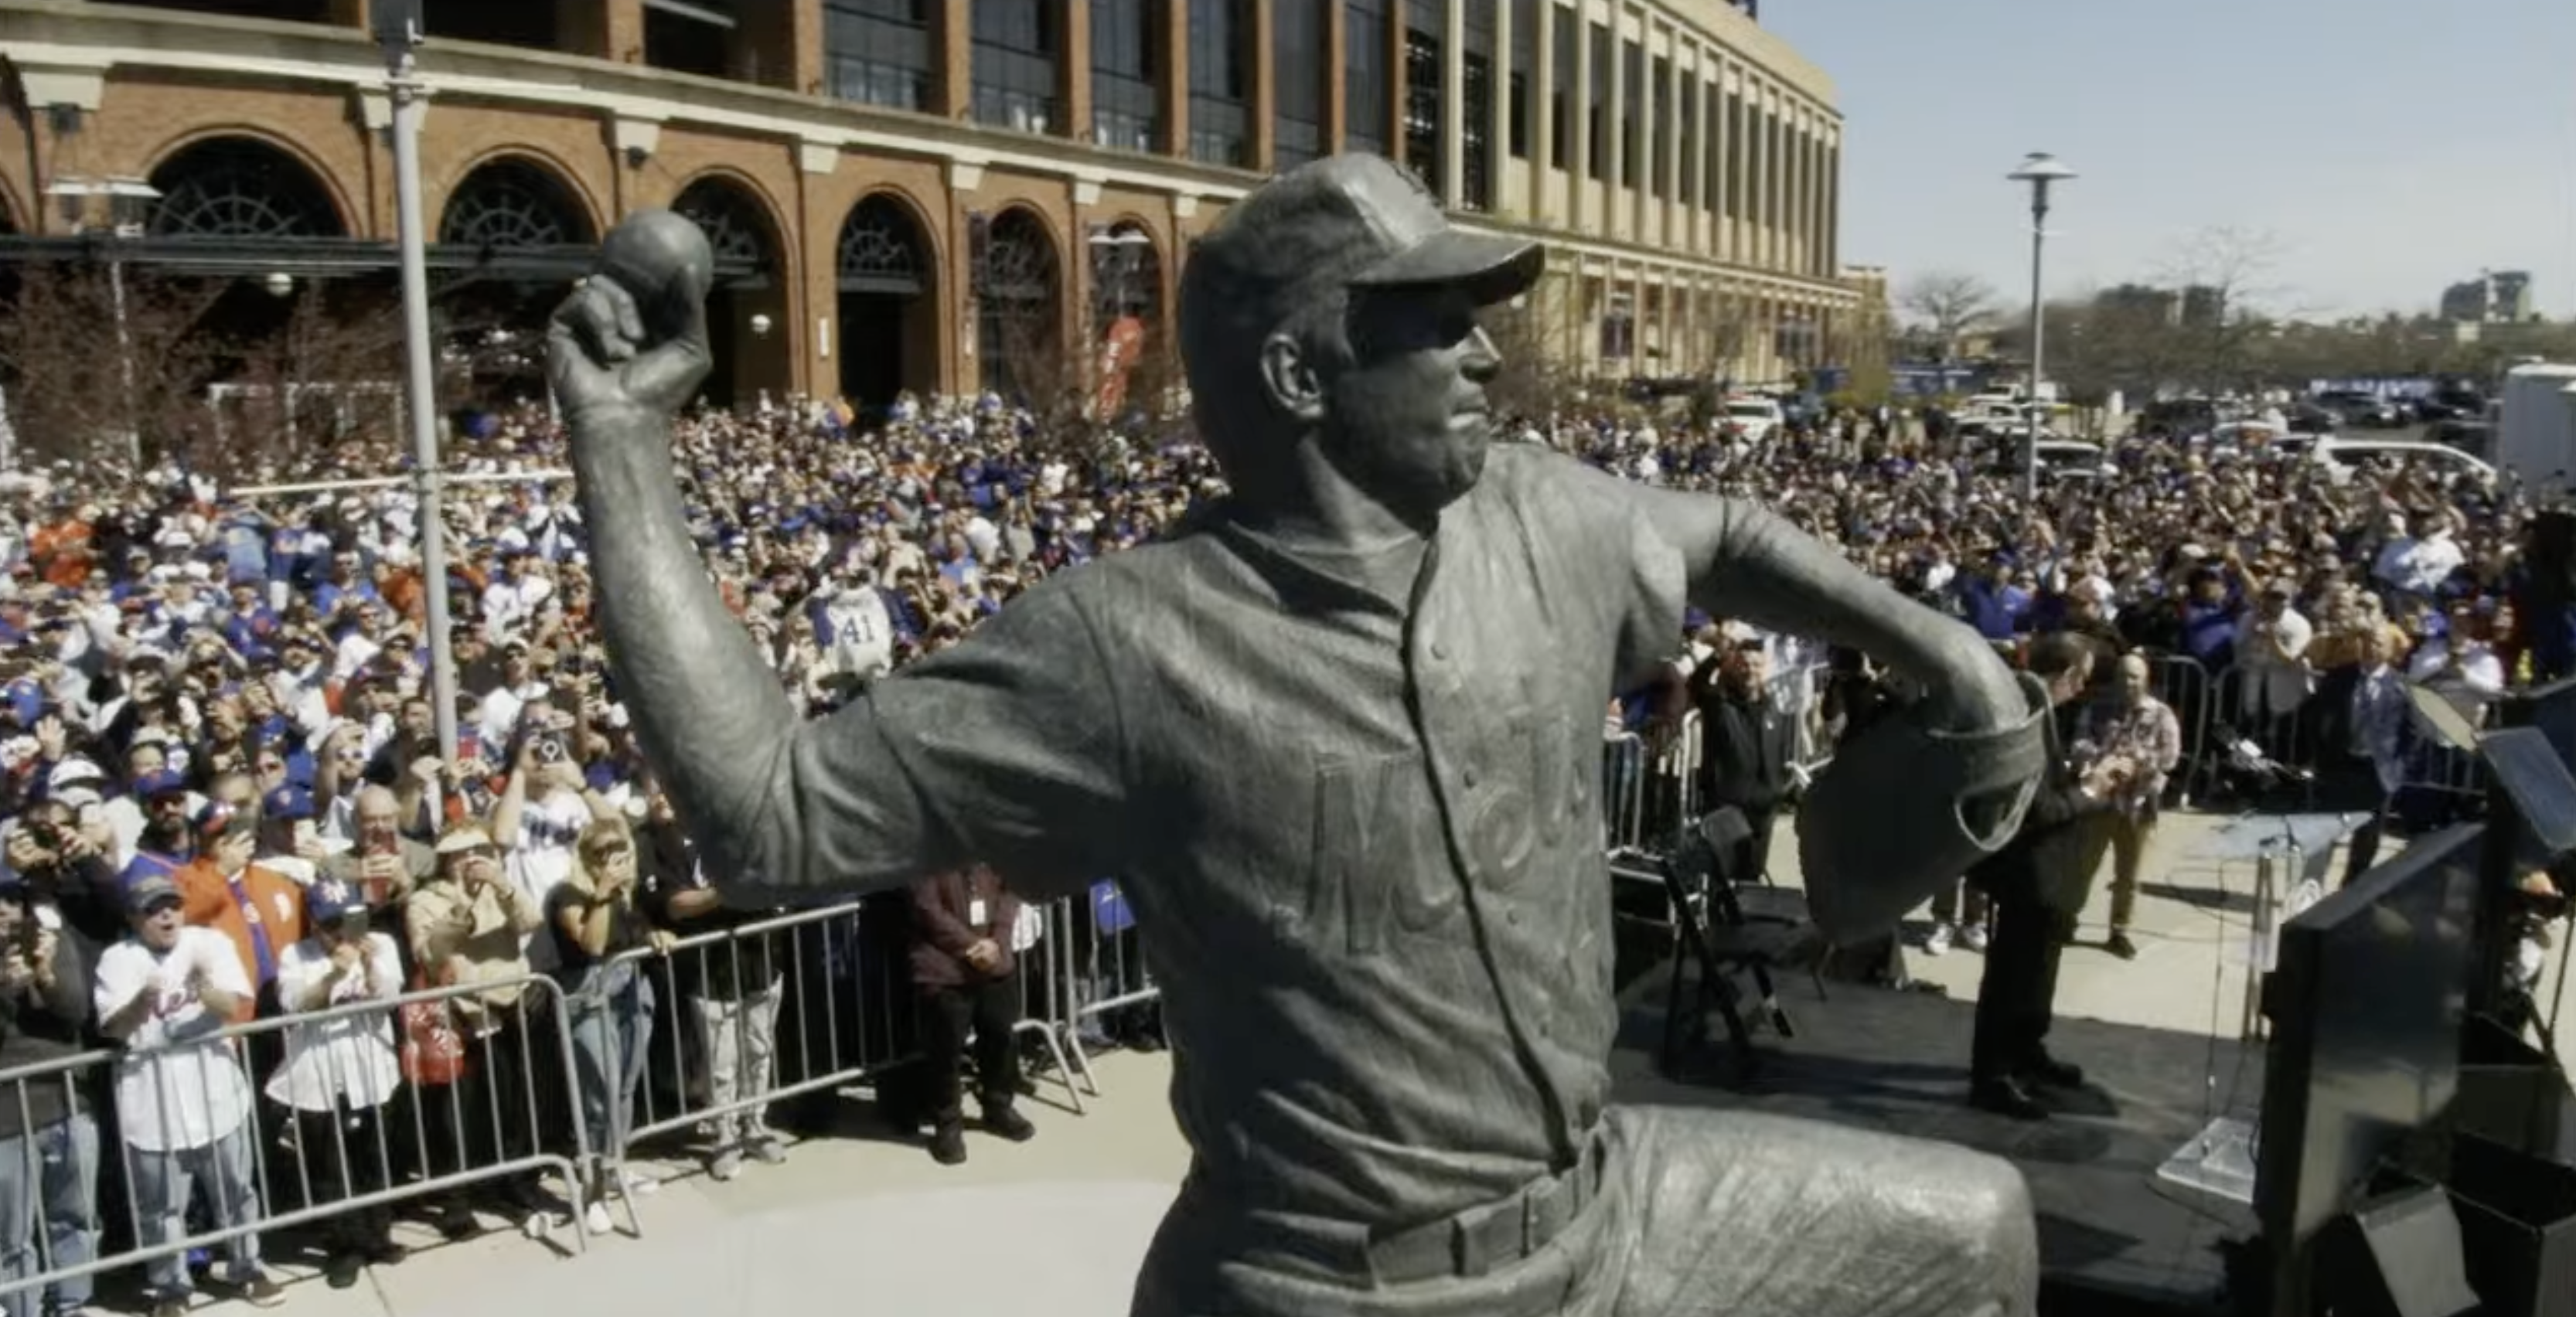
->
<box><xmin>548</xmin><ymin>209</ymin><xmax>715</xmax><ymax>426</ymax></box>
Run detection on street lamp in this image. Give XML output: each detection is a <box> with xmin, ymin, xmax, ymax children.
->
<box><xmin>2007</xmin><ymin>151</ymin><xmax>2075</xmax><ymax>500</ymax></box>
<box><xmin>43</xmin><ymin>174</ymin><xmax>161</xmax><ymax>467</ymax></box>
<box><xmin>1087</xmin><ymin>226</ymin><xmax>1151</xmax><ymax>319</ymax></box>
<box><xmin>375</xmin><ymin>0</ymin><xmax>464</xmax><ymax>771</ymax></box>
<box><xmin>1087</xmin><ymin>226</ymin><xmax>1153</xmax><ymax>417</ymax></box>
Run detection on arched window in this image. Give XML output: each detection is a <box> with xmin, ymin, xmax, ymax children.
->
<box><xmin>147</xmin><ymin>138</ymin><xmax>343</xmax><ymax>239</ymax></box>
<box><xmin>837</xmin><ymin>195</ymin><xmax>929</xmax><ymax>295</ymax></box>
<box><xmin>439</xmin><ymin>159</ymin><xmax>596</xmax><ymax>251</ymax></box>
<box><xmin>975</xmin><ymin>208</ymin><xmax>1061</xmax><ymax>403</ymax></box>
<box><xmin>672</xmin><ymin>177</ymin><xmax>781</xmax><ymax>288</ymax></box>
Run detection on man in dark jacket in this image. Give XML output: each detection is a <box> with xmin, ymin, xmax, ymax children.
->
<box><xmin>908</xmin><ymin>864</ymin><xmax>1034</xmax><ymax>1164</ymax></box>
<box><xmin>1691</xmin><ymin>639</ymin><xmax>1798</xmax><ymax>886</ymax></box>
<box><xmin>1968</xmin><ymin>632</ymin><xmax>2127</xmax><ymax>1121</ymax></box>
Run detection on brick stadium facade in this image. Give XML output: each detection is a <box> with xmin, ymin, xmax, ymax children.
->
<box><xmin>0</xmin><ymin>0</ymin><xmax>1858</xmax><ymax>408</ymax></box>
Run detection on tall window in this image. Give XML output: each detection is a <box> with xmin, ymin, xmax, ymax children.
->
<box><xmin>1762</xmin><ymin>105</ymin><xmax>1782</xmax><ymax>231</ymax></box>
<box><xmin>1092</xmin><ymin>0</ymin><xmax>1158</xmax><ymax>151</ymax></box>
<box><xmin>1620</xmin><ymin>39</ymin><xmax>1641</xmax><ymax>189</ymax></box>
<box><xmin>1678</xmin><ymin>67</ymin><xmax>1699</xmax><ymax>207</ymax></box>
<box><xmin>1549</xmin><ymin>7</ymin><xmax>1574</xmax><ymax>165</ymax></box>
<box><xmin>972</xmin><ymin>0</ymin><xmax>1058</xmax><ymax>134</ymax></box>
<box><xmin>1649</xmin><ymin>55</ymin><xmax>1673</xmax><ymax>199</ymax></box>
<box><xmin>1190</xmin><ymin>0</ymin><xmax>1250</xmax><ymax>166</ymax></box>
<box><xmin>1402</xmin><ymin>2</ymin><xmax>1444</xmax><ymax>192</ymax></box>
<box><xmin>1724</xmin><ymin>88</ymin><xmax>1745</xmax><ymax>222</ymax></box>
<box><xmin>1705</xmin><ymin>80</ymin><xmax>1723</xmax><ymax>218</ymax></box>
<box><xmin>1507</xmin><ymin>0</ymin><xmax>1535</xmax><ymax>160</ymax></box>
<box><xmin>1273</xmin><ymin>0</ymin><xmax>1326</xmax><ymax>169</ymax></box>
<box><xmin>1824</xmin><ymin>142</ymin><xmax>1840</xmax><ymax>272</ymax></box>
<box><xmin>823</xmin><ymin>0</ymin><xmax>931</xmax><ymax>111</ymax></box>
<box><xmin>644</xmin><ymin>1</ymin><xmax>735</xmax><ymax>79</ymax></box>
<box><xmin>1460</xmin><ymin>2</ymin><xmax>1494</xmax><ymax>209</ymax></box>
<box><xmin>1586</xmin><ymin>23</ymin><xmax>1608</xmax><ymax>182</ymax></box>
<box><xmin>1344</xmin><ymin>0</ymin><xmax>1389</xmax><ymax>157</ymax></box>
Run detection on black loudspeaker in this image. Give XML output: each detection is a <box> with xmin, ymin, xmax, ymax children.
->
<box><xmin>2527</xmin><ymin>509</ymin><xmax>2576</xmax><ymax>599</ymax></box>
<box><xmin>2457</xmin><ymin>1016</ymin><xmax>2576</xmax><ymax>1162</ymax></box>
<box><xmin>2320</xmin><ymin>1185</ymin><xmax>2479</xmax><ymax>1317</ymax></box>
<box><xmin>2452</xmin><ymin>1134</ymin><xmax>2576</xmax><ymax>1317</ymax></box>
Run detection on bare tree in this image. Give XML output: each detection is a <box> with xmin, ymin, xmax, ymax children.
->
<box><xmin>2154</xmin><ymin>226</ymin><xmax>2289</xmax><ymax>395</ymax></box>
<box><xmin>1897</xmin><ymin>271</ymin><xmax>2002</xmax><ymax>360</ymax></box>
<box><xmin>0</xmin><ymin>264</ymin><xmax>228</xmax><ymax>467</ymax></box>
<box><xmin>1480</xmin><ymin>296</ymin><xmax>1589</xmax><ymax>424</ymax></box>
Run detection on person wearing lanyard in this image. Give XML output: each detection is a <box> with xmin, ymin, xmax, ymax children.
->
<box><xmin>175</xmin><ymin>802</ymin><xmax>309</xmax><ymax>1108</ymax></box>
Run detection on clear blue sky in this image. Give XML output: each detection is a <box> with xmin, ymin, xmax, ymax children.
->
<box><xmin>1767</xmin><ymin>0</ymin><xmax>2576</xmax><ymax>321</ymax></box>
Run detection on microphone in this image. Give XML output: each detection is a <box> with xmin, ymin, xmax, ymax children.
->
<box><xmin>2224</xmin><ymin>737</ymin><xmax>2314</xmax><ymax>784</ymax></box>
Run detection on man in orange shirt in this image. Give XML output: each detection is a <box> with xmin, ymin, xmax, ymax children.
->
<box><xmin>175</xmin><ymin>803</ymin><xmax>305</xmax><ymax>1023</ymax></box>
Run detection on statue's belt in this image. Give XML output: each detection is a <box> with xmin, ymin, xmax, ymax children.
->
<box><xmin>1366</xmin><ymin>1125</ymin><xmax>1610</xmax><ymax>1284</ymax></box>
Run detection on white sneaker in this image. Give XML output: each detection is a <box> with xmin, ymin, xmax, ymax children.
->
<box><xmin>1961</xmin><ymin>924</ymin><xmax>1990</xmax><ymax>954</ymax></box>
<box><xmin>584</xmin><ymin>1200</ymin><xmax>613</xmax><ymax>1235</ymax></box>
<box><xmin>1923</xmin><ymin>922</ymin><xmax>1954</xmax><ymax>956</ymax></box>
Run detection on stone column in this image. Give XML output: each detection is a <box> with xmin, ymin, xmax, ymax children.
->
<box><xmin>1529</xmin><ymin>0</ymin><xmax>1553</xmax><ymax>221</ymax></box>
<box><xmin>1159</xmin><ymin>0</ymin><xmax>1191</xmax><ymax>156</ymax></box>
<box><xmin>1251</xmin><ymin>0</ymin><xmax>1277</xmax><ymax>171</ymax></box>
<box><xmin>1063</xmin><ymin>0</ymin><xmax>1094</xmax><ymax>144</ymax></box>
<box><xmin>1324</xmin><ymin>0</ymin><xmax>1348</xmax><ymax>151</ymax></box>
<box><xmin>937</xmin><ymin>2</ymin><xmax>974</xmax><ymax>118</ymax></box>
<box><xmin>1487</xmin><ymin>0</ymin><xmax>1511</xmax><ymax>214</ymax></box>
<box><xmin>1384</xmin><ymin>1</ymin><xmax>1409</xmax><ymax>166</ymax></box>
<box><xmin>561</xmin><ymin>0</ymin><xmax>646</xmax><ymax>63</ymax></box>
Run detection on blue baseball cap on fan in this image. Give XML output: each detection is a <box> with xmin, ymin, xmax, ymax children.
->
<box><xmin>307</xmin><ymin>878</ymin><xmax>363</xmax><ymax>924</ymax></box>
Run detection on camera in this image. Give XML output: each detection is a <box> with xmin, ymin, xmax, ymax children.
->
<box><xmin>17</xmin><ymin>820</ymin><xmax>63</xmax><ymax>859</ymax></box>
<box><xmin>533</xmin><ymin>735</ymin><xmax>568</xmax><ymax>765</ymax></box>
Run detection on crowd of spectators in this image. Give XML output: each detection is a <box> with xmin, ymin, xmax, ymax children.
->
<box><xmin>0</xmin><ymin>383</ymin><xmax>2533</xmax><ymax>1310</ymax></box>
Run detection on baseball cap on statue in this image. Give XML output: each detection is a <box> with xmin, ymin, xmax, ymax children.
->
<box><xmin>1183</xmin><ymin>154</ymin><xmax>1544</xmax><ymax>335</ymax></box>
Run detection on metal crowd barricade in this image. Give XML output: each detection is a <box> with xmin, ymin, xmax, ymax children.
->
<box><xmin>1046</xmin><ymin>883</ymin><xmax>1160</xmax><ymax>1098</ymax></box>
<box><xmin>1602</xmin><ymin>732</ymin><xmax>1647</xmax><ymax>850</ymax></box>
<box><xmin>599</xmin><ymin>897</ymin><xmax>1088</xmax><ymax>1213</ymax></box>
<box><xmin>2222</xmin><ymin>664</ymin><xmax>2326</xmax><ymax>781</ymax></box>
<box><xmin>0</xmin><ymin>974</ymin><xmax>590</xmax><ymax>1307</ymax></box>
<box><xmin>1769</xmin><ymin>662</ymin><xmax>1831</xmax><ymax>776</ymax></box>
<box><xmin>2141</xmin><ymin>652</ymin><xmax>2218</xmax><ymax>805</ymax></box>
<box><xmin>1646</xmin><ymin>710</ymin><xmax>1704</xmax><ymax>844</ymax></box>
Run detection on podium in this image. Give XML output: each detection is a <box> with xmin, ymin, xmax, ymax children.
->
<box><xmin>2189</xmin><ymin>812</ymin><xmax>2370</xmax><ymax>1040</ymax></box>
<box><xmin>2155</xmin><ymin>814</ymin><xmax>2367</xmax><ymax>1210</ymax></box>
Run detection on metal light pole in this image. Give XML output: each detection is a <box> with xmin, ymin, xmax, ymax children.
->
<box><xmin>378</xmin><ymin>4</ymin><xmax>462</xmax><ymax>766</ymax></box>
<box><xmin>2007</xmin><ymin>151</ymin><xmax>2074</xmax><ymax>501</ymax></box>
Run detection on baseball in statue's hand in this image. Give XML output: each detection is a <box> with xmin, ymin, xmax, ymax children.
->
<box><xmin>549</xmin><ymin>209</ymin><xmax>714</xmax><ymax>421</ymax></box>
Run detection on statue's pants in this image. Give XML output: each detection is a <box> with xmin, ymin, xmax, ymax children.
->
<box><xmin>1132</xmin><ymin>1106</ymin><xmax>2038</xmax><ymax>1317</ymax></box>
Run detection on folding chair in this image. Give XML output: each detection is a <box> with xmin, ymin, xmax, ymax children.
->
<box><xmin>1652</xmin><ymin>808</ymin><xmax>1829</xmax><ymax>1087</ymax></box>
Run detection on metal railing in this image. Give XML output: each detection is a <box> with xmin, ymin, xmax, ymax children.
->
<box><xmin>0</xmin><ymin>973</ymin><xmax>591</xmax><ymax>1306</ymax></box>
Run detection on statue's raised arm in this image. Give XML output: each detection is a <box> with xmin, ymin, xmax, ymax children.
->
<box><xmin>549</xmin><ymin>213</ymin><xmax>1128</xmax><ymax>900</ymax></box>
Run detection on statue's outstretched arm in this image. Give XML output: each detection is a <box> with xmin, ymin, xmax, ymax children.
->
<box><xmin>550</xmin><ymin>213</ymin><xmax>1128</xmax><ymax>900</ymax></box>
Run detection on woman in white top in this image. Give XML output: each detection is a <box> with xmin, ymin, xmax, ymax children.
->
<box><xmin>270</xmin><ymin>878</ymin><xmax>407</xmax><ymax>1290</ymax></box>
